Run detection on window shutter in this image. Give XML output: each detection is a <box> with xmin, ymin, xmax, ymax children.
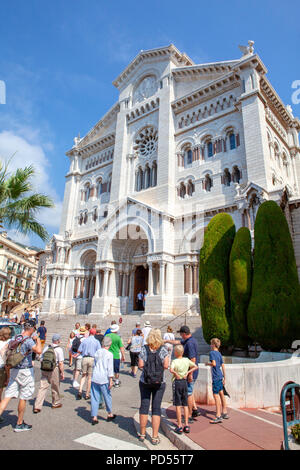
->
<box><xmin>236</xmin><ymin>133</ymin><xmax>240</xmax><ymax>146</ymax></box>
<box><xmin>223</xmin><ymin>139</ymin><xmax>227</xmax><ymax>152</ymax></box>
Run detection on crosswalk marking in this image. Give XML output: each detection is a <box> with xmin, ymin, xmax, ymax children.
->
<box><xmin>74</xmin><ymin>432</ymin><xmax>146</xmax><ymax>450</ymax></box>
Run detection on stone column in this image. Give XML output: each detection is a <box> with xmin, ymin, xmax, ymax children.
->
<box><xmin>80</xmin><ymin>277</ymin><xmax>85</xmax><ymax>298</ymax></box>
<box><xmin>103</xmin><ymin>269</ymin><xmax>109</xmax><ymax>297</ymax></box>
<box><xmin>119</xmin><ymin>272</ymin><xmax>123</xmax><ymax>297</ymax></box>
<box><xmin>95</xmin><ymin>270</ymin><xmax>100</xmax><ymax>298</ymax></box>
<box><xmin>45</xmin><ymin>276</ymin><xmax>51</xmax><ymax>299</ymax></box>
<box><xmin>159</xmin><ymin>261</ymin><xmax>165</xmax><ymax>295</ymax></box>
<box><xmin>148</xmin><ymin>262</ymin><xmax>153</xmax><ymax>296</ymax></box>
<box><xmin>122</xmin><ymin>273</ymin><xmax>127</xmax><ymax>297</ymax></box>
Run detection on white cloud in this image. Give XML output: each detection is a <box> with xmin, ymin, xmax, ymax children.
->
<box><xmin>0</xmin><ymin>130</ymin><xmax>63</xmax><ymax>235</ymax></box>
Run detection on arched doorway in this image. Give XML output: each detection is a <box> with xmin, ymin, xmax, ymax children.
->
<box><xmin>79</xmin><ymin>249</ymin><xmax>96</xmax><ymax>314</ymax></box>
<box><xmin>134</xmin><ymin>265</ymin><xmax>148</xmax><ymax>311</ymax></box>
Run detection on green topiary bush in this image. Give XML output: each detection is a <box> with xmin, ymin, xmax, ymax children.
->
<box><xmin>199</xmin><ymin>213</ymin><xmax>236</xmax><ymax>347</ymax></box>
<box><xmin>247</xmin><ymin>200</ymin><xmax>300</xmax><ymax>351</ymax></box>
<box><xmin>229</xmin><ymin>227</ymin><xmax>252</xmax><ymax>349</ymax></box>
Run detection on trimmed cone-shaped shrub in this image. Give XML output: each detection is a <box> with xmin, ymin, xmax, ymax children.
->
<box><xmin>229</xmin><ymin>227</ymin><xmax>252</xmax><ymax>349</ymax></box>
<box><xmin>199</xmin><ymin>213</ymin><xmax>236</xmax><ymax>347</ymax></box>
<box><xmin>247</xmin><ymin>200</ymin><xmax>300</xmax><ymax>351</ymax></box>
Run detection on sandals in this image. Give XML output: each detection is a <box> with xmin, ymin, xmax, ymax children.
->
<box><xmin>137</xmin><ymin>432</ymin><xmax>146</xmax><ymax>442</ymax></box>
<box><xmin>183</xmin><ymin>425</ymin><xmax>190</xmax><ymax>433</ymax></box>
<box><xmin>174</xmin><ymin>426</ymin><xmax>183</xmax><ymax>434</ymax></box>
<box><xmin>151</xmin><ymin>436</ymin><xmax>161</xmax><ymax>445</ymax></box>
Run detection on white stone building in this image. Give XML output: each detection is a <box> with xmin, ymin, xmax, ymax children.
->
<box><xmin>42</xmin><ymin>43</ymin><xmax>300</xmax><ymax>317</ymax></box>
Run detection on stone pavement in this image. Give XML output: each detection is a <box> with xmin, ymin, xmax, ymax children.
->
<box><xmin>0</xmin><ymin>351</ymin><xmax>176</xmax><ymax>450</ymax></box>
<box><xmin>164</xmin><ymin>404</ymin><xmax>284</xmax><ymax>450</ymax></box>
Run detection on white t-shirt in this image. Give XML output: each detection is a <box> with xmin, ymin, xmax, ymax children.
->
<box><xmin>142</xmin><ymin>326</ymin><xmax>152</xmax><ymax>346</ymax></box>
<box><xmin>163</xmin><ymin>332</ymin><xmax>175</xmax><ymax>351</ymax></box>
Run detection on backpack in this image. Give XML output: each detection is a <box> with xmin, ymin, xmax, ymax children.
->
<box><xmin>143</xmin><ymin>346</ymin><xmax>164</xmax><ymax>385</ymax></box>
<box><xmin>41</xmin><ymin>346</ymin><xmax>57</xmax><ymax>372</ymax></box>
<box><xmin>6</xmin><ymin>336</ymin><xmax>31</xmax><ymax>369</ymax></box>
<box><xmin>72</xmin><ymin>336</ymin><xmax>81</xmax><ymax>353</ymax></box>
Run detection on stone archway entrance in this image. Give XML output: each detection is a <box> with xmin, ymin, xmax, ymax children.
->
<box><xmin>134</xmin><ymin>265</ymin><xmax>148</xmax><ymax>311</ymax></box>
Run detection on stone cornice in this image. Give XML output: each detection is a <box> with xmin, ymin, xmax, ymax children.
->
<box><xmin>171</xmin><ymin>72</ymin><xmax>241</xmax><ymax>114</ymax></box>
<box><xmin>67</xmin><ymin>133</ymin><xmax>115</xmax><ymax>159</ymax></box>
<box><xmin>172</xmin><ymin>60</ymin><xmax>240</xmax><ymax>80</ymax></box>
<box><xmin>260</xmin><ymin>76</ymin><xmax>300</xmax><ymax>130</ymax></box>
<box><xmin>112</xmin><ymin>44</ymin><xmax>194</xmax><ymax>89</ymax></box>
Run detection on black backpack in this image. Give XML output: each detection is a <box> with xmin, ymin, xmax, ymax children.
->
<box><xmin>143</xmin><ymin>346</ymin><xmax>164</xmax><ymax>385</ymax></box>
<box><xmin>72</xmin><ymin>336</ymin><xmax>81</xmax><ymax>353</ymax></box>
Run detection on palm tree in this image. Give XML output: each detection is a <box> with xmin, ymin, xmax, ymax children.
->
<box><xmin>0</xmin><ymin>160</ymin><xmax>54</xmax><ymax>242</ymax></box>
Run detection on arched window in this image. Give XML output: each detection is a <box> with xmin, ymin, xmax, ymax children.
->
<box><xmin>223</xmin><ymin>169</ymin><xmax>231</xmax><ymax>186</ymax></box>
<box><xmin>144</xmin><ymin>164</ymin><xmax>151</xmax><ymax>189</ymax></box>
<box><xmin>151</xmin><ymin>161</ymin><xmax>157</xmax><ymax>187</ymax></box>
<box><xmin>179</xmin><ymin>182</ymin><xmax>186</xmax><ymax>198</ymax></box>
<box><xmin>187</xmin><ymin>180</ymin><xmax>195</xmax><ymax>196</ymax></box>
<box><xmin>97</xmin><ymin>178</ymin><xmax>103</xmax><ymax>197</ymax></box>
<box><xmin>207</xmin><ymin>141</ymin><xmax>213</xmax><ymax>158</ymax></box>
<box><xmin>229</xmin><ymin>132</ymin><xmax>236</xmax><ymax>150</ymax></box>
<box><xmin>83</xmin><ymin>211</ymin><xmax>88</xmax><ymax>224</ymax></box>
<box><xmin>204</xmin><ymin>174</ymin><xmax>212</xmax><ymax>192</ymax></box>
<box><xmin>186</xmin><ymin>148</ymin><xmax>193</xmax><ymax>166</ymax></box>
<box><xmin>232</xmin><ymin>166</ymin><xmax>241</xmax><ymax>183</ymax></box>
<box><xmin>84</xmin><ymin>183</ymin><xmax>91</xmax><ymax>201</ymax></box>
<box><xmin>108</xmin><ymin>174</ymin><xmax>112</xmax><ymax>193</ymax></box>
<box><xmin>79</xmin><ymin>213</ymin><xmax>83</xmax><ymax>225</ymax></box>
<box><xmin>92</xmin><ymin>208</ymin><xmax>98</xmax><ymax>222</ymax></box>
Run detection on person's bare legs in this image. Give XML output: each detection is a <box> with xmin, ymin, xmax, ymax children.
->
<box><xmin>175</xmin><ymin>406</ymin><xmax>182</xmax><ymax>428</ymax></box>
<box><xmin>219</xmin><ymin>390</ymin><xmax>227</xmax><ymax>414</ymax></box>
<box><xmin>17</xmin><ymin>399</ymin><xmax>26</xmax><ymax>425</ymax></box>
<box><xmin>211</xmin><ymin>393</ymin><xmax>221</xmax><ymax>420</ymax></box>
<box><xmin>139</xmin><ymin>413</ymin><xmax>148</xmax><ymax>436</ymax></box>
<box><xmin>151</xmin><ymin>415</ymin><xmax>161</xmax><ymax>439</ymax></box>
<box><xmin>0</xmin><ymin>396</ymin><xmax>11</xmax><ymax>416</ymax></box>
<box><xmin>86</xmin><ymin>375</ymin><xmax>92</xmax><ymax>397</ymax></box>
<box><xmin>187</xmin><ymin>394</ymin><xmax>193</xmax><ymax>417</ymax></box>
<box><xmin>183</xmin><ymin>405</ymin><xmax>189</xmax><ymax>427</ymax></box>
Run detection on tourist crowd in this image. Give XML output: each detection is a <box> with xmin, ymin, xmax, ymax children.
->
<box><xmin>0</xmin><ymin>314</ymin><xmax>228</xmax><ymax>444</ymax></box>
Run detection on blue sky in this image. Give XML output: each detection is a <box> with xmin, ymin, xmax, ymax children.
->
<box><xmin>0</xmin><ymin>0</ymin><xmax>299</xmax><ymax>248</ymax></box>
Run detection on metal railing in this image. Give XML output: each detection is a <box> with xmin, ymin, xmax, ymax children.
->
<box><xmin>281</xmin><ymin>382</ymin><xmax>300</xmax><ymax>450</ymax></box>
<box><xmin>159</xmin><ymin>303</ymin><xmax>198</xmax><ymax>331</ymax></box>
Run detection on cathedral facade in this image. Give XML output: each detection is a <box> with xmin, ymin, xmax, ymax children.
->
<box><xmin>42</xmin><ymin>43</ymin><xmax>300</xmax><ymax>316</ymax></box>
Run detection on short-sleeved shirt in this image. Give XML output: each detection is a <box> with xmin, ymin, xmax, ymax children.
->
<box><xmin>107</xmin><ymin>333</ymin><xmax>124</xmax><ymax>360</ymax></box>
<box><xmin>37</xmin><ymin>326</ymin><xmax>47</xmax><ymax>340</ymax></box>
<box><xmin>139</xmin><ymin>345</ymin><xmax>169</xmax><ymax>384</ymax></box>
<box><xmin>181</xmin><ymin>336</ymin><xmax>199</xmax><ymax>381</ymax></box>
<box><xmin>209</xmin><ymin>350</ymin><xmax>224</xmax><ymax>382</ymax></box>
<box><xmin>14</xmin><ymin>336</ymin><xmax>36</xmax><ymax>369</ymax></box>
<box><xmin>170</xmin><ymin>357</ymin><xmax>196</xmax><ymax>382</ymax></box>
<box><xmin>78</xmin><ymin>335</ymin><xmax>101</xmax><ymax>358</ymax></box>
<box><xmin>130</xmin><ymin>335</ymin><xmax>143</xmax><ymax>353</ymax></box>
<box><xmin>24</xmin><ymin>312</ymin><xmax>30</xmax><ymax>321</ymax></box>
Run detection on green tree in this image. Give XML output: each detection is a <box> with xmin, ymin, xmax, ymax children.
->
<box><xmin>247</xmin><ymin>200</ymin><xmax>300</xmax><ymax>351</ymax></box>
<box><xmin>229</xmin><ymin>227</ymin><xmax>252</xmax><ymax>349</ymax></box>
<box><xmin>0</xmin><ymin>161</ymin><xmax>54</xmax><ymax>242</ymax></box>
<box><xmin>199</xmin><ymin>213</ymin><xmax>236</xmax><ymax>347</ymax></box>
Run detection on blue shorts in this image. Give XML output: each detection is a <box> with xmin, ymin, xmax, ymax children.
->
<box><xmin>212</xmin><ymin>379</ymin><xmax>224</xmax><ymax>394</ymax></box>
<box><xmin>113</xmin><ymin>359</ymin><xmax>120</xmax><ymax>374</ymax></box>
<box><xmin>187</xmin><ymin>380</ymin><xmax>195</xmax><ymax>396</ymax></box>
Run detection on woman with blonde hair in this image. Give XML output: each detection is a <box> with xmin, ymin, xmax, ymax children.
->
<box><xmin>138</xmin><ymin>328</ymin><xmax>169</xmax><ymax>445</ymax></box>
<box><xmin>0</xmin><ymin>327</ymin><xmax>11</xmax><ymax>402</ymax></box>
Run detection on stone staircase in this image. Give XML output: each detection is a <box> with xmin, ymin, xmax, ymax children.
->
<box><xmin>38</xmin><ymin>313</ymin><xmax>210</xmax><ymax>354</ymax></box>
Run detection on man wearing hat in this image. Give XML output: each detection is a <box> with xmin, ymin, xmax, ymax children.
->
<box><xmin>76</xmin><ymin>328</ymin><xmax>101</xmax><ymax>400</ymax></box>
<box><xmin>33</xmin><ymin>334</ymin><xmax>64</xmax><ymax>413</ymax></box>
<box><xmin>106</xmin><ymin>324</ymin><xmax>125</xmax><ymax>388</ymax></box>
<box><xmin>72</xmin><ymin>326</ymin><xmax>87</xmax><ymax>389</ymax></box>
<box><xmin>142</xmin><ymin>320</ymin><xmax>152</xmax><ymax>346</ymax></box>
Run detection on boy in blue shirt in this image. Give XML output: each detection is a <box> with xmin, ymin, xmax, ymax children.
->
<box><xmin>205</xmin><ymin>338</ymin><xmax>229</xmax><ymax>423</ymax></box>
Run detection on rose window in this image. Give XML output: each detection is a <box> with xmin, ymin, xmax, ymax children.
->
<box><xmin>134</xmin><ymin>127</ymin><xmax>158</xmax><ymax>159</ymax></box>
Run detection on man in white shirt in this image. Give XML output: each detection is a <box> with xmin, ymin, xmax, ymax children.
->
<box><xmin>142</xmin><ymin>321</ymin><xmax>152</xmax><ymax>346</ymax></box>
<box><xmin>33</xmin><ymin>334</ymin><xmax>64</xmax><ymax>412</ymax></box>
<box><xmin>90</xmin><ymin>336</ymin><xmax>116</xmax><ymax>424</ymax></box>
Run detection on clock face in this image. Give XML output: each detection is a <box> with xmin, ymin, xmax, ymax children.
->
<box><xmin>133</xmin><ymin>76</ymin><xmax>158</xmax><ymax>105</ymax></box>
<box><xmin>134</xmin><ymin>127</ymin><xmax>158</xmax><ymax>159</ymax></box>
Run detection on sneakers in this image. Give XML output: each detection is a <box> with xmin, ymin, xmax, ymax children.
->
<box><xmin>192</xmin><ymin>409</ymin><xmax>201</xmax><ymax>418</ymax></box>
<box><xmin>188</xmin><ymin>417</ymin><xmax>196</xmax><ymax>424</ymax></box>
<box><xmin>113</xmin><ymin>381</ymin><xmax>121</xmax><ymax>388</ymax></box>
<box><xmin>221</xmin><ymin>413</ymin><xmax>229</xmax><ymax>419</ymax></box>
<box><xmin>210</xmin><ymin>416</ymin><xmax>223</xmax><ymax>424</ymax></box>
<box><xmin>14</xmin><ymin>422</ymin><xmax>32</xmax><ymax>432</ymax></box>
